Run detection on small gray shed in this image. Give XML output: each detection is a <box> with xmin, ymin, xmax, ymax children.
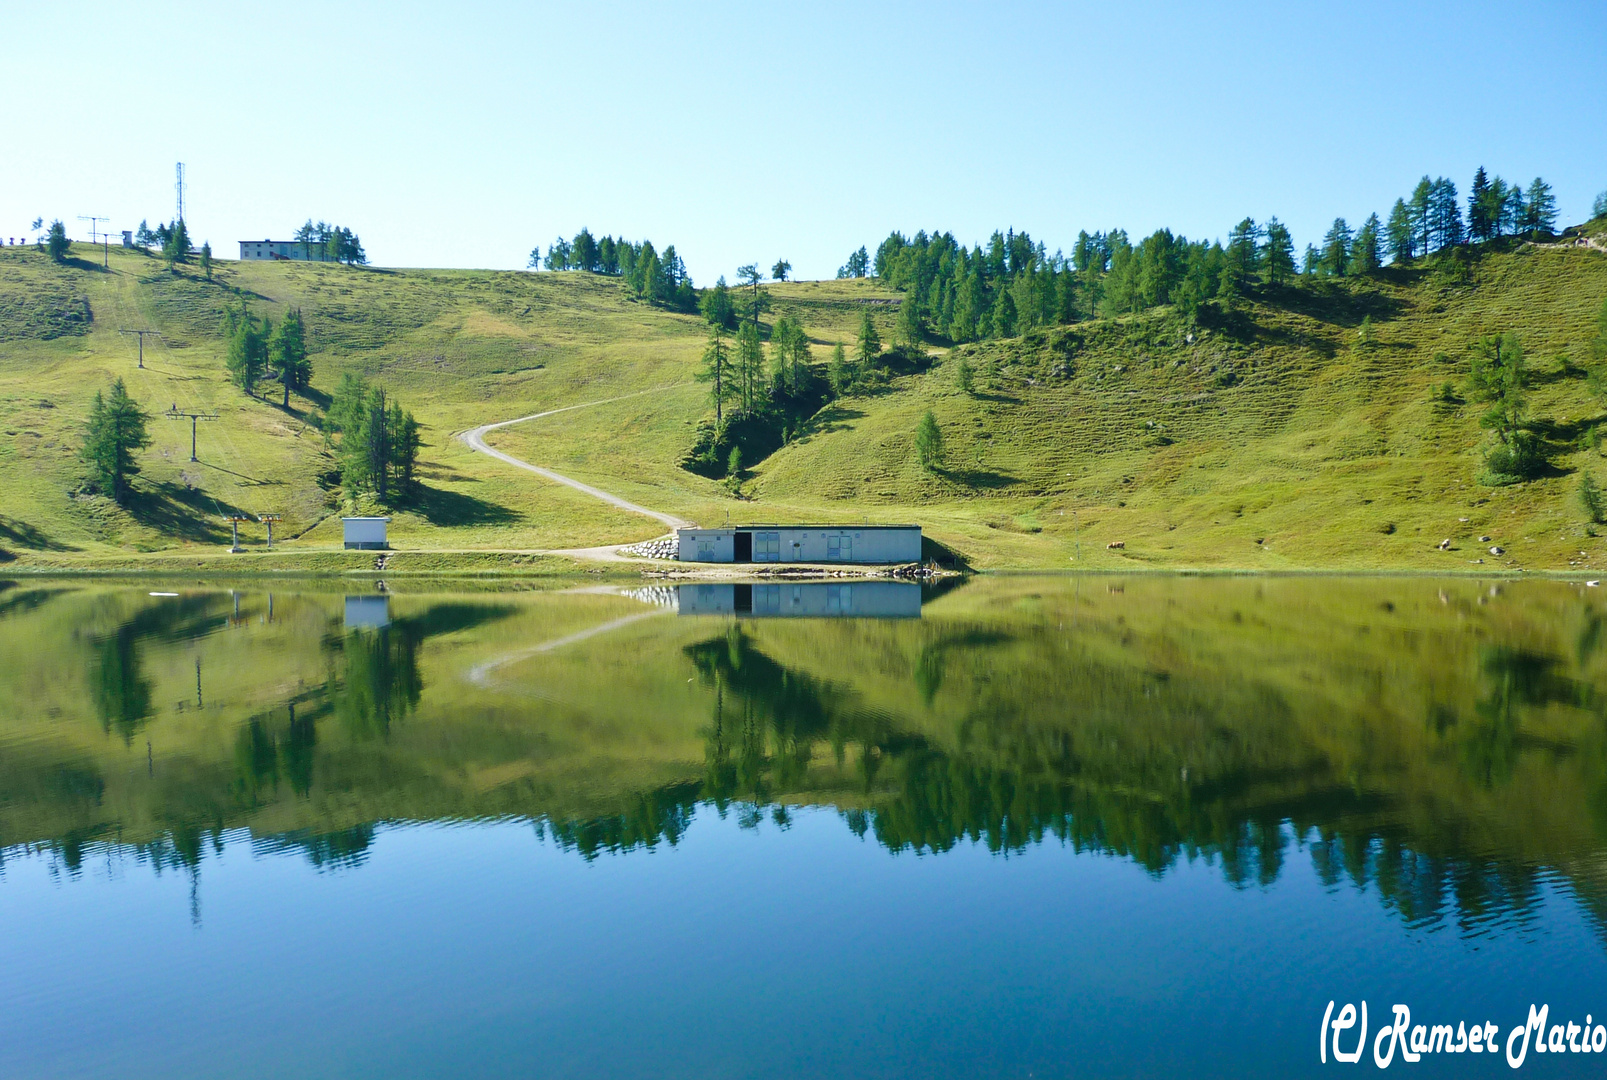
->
<box><xmin>342</xmin><ymin>516</ymin><xmax>390</xmax><ymax>550</ymax></box>
<box><xmin>676</xmin><ymin>524</ymin><xmax>921</xmax><ymax>564</ymax></box>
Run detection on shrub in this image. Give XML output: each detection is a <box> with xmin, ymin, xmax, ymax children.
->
<box><xmin>1582</xmin><ymin>472</ymin><xmax>1605</xmax><ymax>524</ymax></box>
<box><xmin>1480</xmin><ymin>431</ymin><xmax>1545</xmax><ymax>485</ymax></box>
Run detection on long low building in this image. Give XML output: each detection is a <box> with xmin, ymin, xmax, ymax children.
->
<box><xmin>676</xmin><ymin>524</ymin><xmax>921</xmax><ymax>564</ymax></box>
<box><xmin>238</xmin><ymin>239</ymin><xmax>323</xmax><ymax>261</ymax></box>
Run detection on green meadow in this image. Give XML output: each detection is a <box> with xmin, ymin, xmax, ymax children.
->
<box><xmin>2</xmin><ymin>226</ymin><xmax>1606</xmax><ymax>571</ymax></box>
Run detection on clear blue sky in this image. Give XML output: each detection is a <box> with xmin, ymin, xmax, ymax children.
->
<box><xmin>4</xmin><ymin>1</ymin><xmax>1603</xmax><ymax>283</ymax></box>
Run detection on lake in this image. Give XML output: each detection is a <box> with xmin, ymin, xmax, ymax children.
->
<box><xmin>1</xmin><ymin>575</ymin><xmax>1605</xmax><ymax>1078</ymax></box>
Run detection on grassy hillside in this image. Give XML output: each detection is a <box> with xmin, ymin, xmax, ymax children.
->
<box><xmin>1</xmin><ymin>229</ymin><xmax>1605</xmax><ymax>570</ymax></box>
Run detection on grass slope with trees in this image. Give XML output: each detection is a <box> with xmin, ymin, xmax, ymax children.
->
<box><xmin>1</xmin><ymin>187</ymin><xmax>1606</xmax><ymax>572</ymax></box>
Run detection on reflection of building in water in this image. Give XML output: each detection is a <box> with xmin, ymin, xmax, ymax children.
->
<box><xmin>677</xmin><ymin>581</ymin><xmax>920</xmax><ymax>618</ymax></box>
<box><xmin>344</xmin><ymin>595</ymin><xmax>391</xmax><ymax>629</ymax></box>
<box><xmin>621</xmin><ymin>585</ymin><xmax>680</xmax><ymax>611</ymax></box>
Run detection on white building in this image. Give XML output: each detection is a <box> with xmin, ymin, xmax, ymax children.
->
<box><xmin>238</xmin><ymin>239</ymin><xmax>322</xmax><ymax>261</ymax></box>
<box><xmin>676</xmin><ymin>524</ymin><xmax>921</xmax><ymax>565</ymax></box>
<box><xmin>342</xmin><ymin>516</ymin><xmax>390</xmax><ymax>550</ymax></box>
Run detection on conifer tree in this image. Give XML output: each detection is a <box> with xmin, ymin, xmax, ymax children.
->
<box><xmin>897</xmin><ymin>294</ymin><xmax>923</xmax><ymax>348</ymax></box>
<box><xmin>268</xmin><ymin>308</ymin><xmax>310</xmax><ymax>408</ymax></box>
<box><xmin>1386</xmin><ymin>199</ymin><xmax>1416</xmax><ymax>263</ymax></box>
<box><xmin>1502</xmin><ymin>184</ymin><xmax>1526</xmax><ymax>237</ymax></box>
<box><xmin>1468</xmin><ymin>167</ymin><xmax>1494</xmax><ymax>242</ymax></box>
<box><xmin>1225</xmin><ymin>218</ymin><xmax>1259</xmax><ymax>290</ymax></box>
<box><xmin>914</xmin><ymin>411</ymin><xmax>942</xmax><ymax>471</ymax></box>
<box><xmin>700</xmin><ymin>276</ymin><xmax>735</xmax><ymax>329</ymax></box>
<box><xmin>46</xmin><ymin>220</ymin><xmax>69</xmax><ymax>261</ymax></box>
<box><xmin>735</xmin><ymin>321</ymin><xmax>763</xmax><ymax>414</ymax></box>
<box><xmin>1321</xmin><ymin>219</ymin><xmax>1352</xmax><ymax>276</ymax></box>
<box><xmin>697</xmin><ymin>326</ymin><xmax>734</xmax><ymax>426</ymax></box>
<box><xmin>81</xmin><ymin>379</ymin><xmax>151</xmax><ymax>505</ymax></box>
<box><xmin>1410</xmin><ymin>177</ymin><xmax>1434</xmax><ymax>255</ymax></box>
<box><xmin>1349</xmin><ymin>214</ymin><xmax>1382</xmax><ymax>274</ymax></box>
<box><xmin>1524</xmin><ymin>178</ymin><xmax>1558</xmax><ymax>237</ymax></box>
<box><xmin>828</xmin><ymin>341</ymin><xmax>852</xmax><ymax>396</ymax></box>
<box><xmin>225</xmin><ymin>304</ymin><xmax>269</xmax><ymax>394</ymax></box>
<box><xmin>855</xmin><ymin>309</ymin><xmax>881</xmax><ymax>368</ymax></box>
<box><xmin>1260</xmin><ymin>218</ymin><xmax>1295</xmax><ymax>285</ymax></box>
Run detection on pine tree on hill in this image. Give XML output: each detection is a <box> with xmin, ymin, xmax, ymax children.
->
<box><xmin>696</xmin><ymin>326</ymin><xmax>733</xmax><ymax>426</ymax></box>
<box><xmin>81</xmin><ymin>379</ymin><xmax>151</xmax><ymax>505</ymax></box>
<box><xmin>225</xmin><ymin>304</ymin><xmax>269</xmax><ymax>394</ymax></box>
<box><xmin>1386</xmin><ymin>199</ymin><xmax>1416</xmax><ymax>263</ymax></box>
<box><xmin>1410</xmin><ymin>177</ymin><xmax>1434</xmax><ymax>256</ymax></box>
<box><xmin>1524</xmin><ymin>178</ymin><xmax>1558</xmax><ymax>238</ymax></box>
<box><xmin>268</xmin><ymin>308</ymin><xmax>310</xmax><ymax>408</ymax></box>
<box><xmin>1321</xmin><ymin>219</ymin><xmax>1352</xmax><ymax>276</ymax></box>
<box><xmin>1260</xmin><ymin>218</ymin><xmax>1296</xmax><ymax>285</ymax></box>
<box><xmin>1349</xmin><ymin>214</ymin><xmax>1382</xmax><ymax>275</ymax></box>
<box><xmin>855</xmin><ymin>309</ymin><xmax>881</xmax><ymax>369</ymax></box>
<box><xmin>1469</xmin><ymin>167</ymin><xmax>1494</xmax><ymax>242</ymax></box>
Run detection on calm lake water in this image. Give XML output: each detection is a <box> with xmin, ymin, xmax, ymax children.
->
<box><xmin>2</xmin><ymin>575</ymin><xmax>1606</xmax><ymax>1078</ymax></box>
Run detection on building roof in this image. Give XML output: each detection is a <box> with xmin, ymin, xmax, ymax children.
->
<box><xmin>677</xmin><ymin>523</ymin><xmax>920</xmax><ymax>531</ymax></box>
<box><xmin>342</xmin><ymin>516</ymin><xmax>391</xmax><ymax>522</ymax></box>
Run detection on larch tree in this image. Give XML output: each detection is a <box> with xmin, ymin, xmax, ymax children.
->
<box><xmin>697</xmin><ymin>326</ymin><xmax>734</xmax><ymax>427</ymax></box>
<box><xmin>225</xmin><ymin>304</ymin><xmax>269</xmax><ymax>394</ymax></box>
<box><xmin>1386</xmin><ymin>199</ymin><xmax>1416</xmax><ymax>263</ymax></box>
<box><xmin>855</xmin><ymin>309</ymin><xmax>882</xmax><ymax>369</ymax></box>
<box><xmin>1524</xmin><ymin>178</ymin><xmax>1557</xmax><ymax>237</ymax></box>
<box><xmin>1349</xmin><ymin>214</ymin><xmax>1382</xmax><ymax>274</ymax></box>
<box><xmin>81</xmin><ymin>379</ymin><xmax>152</xmax><ymax>505</ymax></box>
<box><xmin>268</xmin><ymin>308</ymin><xmax>310</xmax><ymax>408</ymax></box>
<box><xmin>914</xmin><ymin>411</ymin><xmax>943</xmax><ymax>471</ymax></box>
<box><xmin>46</xmin><ymin>220</ymin><xmax>69</xmax><ymax>261</ymax></box>
<box><xmin>1260</xmin><ymin>218</ymin><xmax>1295</xmax><ymax>285</ymax></box>
<box><xmin>735</xmin><ymin>321</ymin><xmax>764</xmax><ymax>414</ymax></box>
<box><xmin>1468</xmin><ymin>167</ymin><xmax>1494</xmax><ymax>242</ymax></box>
<box><xmin>1320</xmin><ymin>219</ymin><xmax>1352</xmax><ymax>276</ymax></box>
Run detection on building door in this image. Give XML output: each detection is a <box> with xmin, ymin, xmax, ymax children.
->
<box><xmin>826</xmin><ymin>534</ymin><xmax>852</xmax><ymax>561</ymax></box>
<box><xmin>733</xmin><ymin>531</ymin><xmax>753</xmax><ymax>562</ymax></box>
<box><xmin>754</xmin><ymin>531</ymin><xmax>780</xmax><ymax>562</ymax></box>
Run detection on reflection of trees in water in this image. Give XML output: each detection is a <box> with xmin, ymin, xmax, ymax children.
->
<box><xmin>252</xmin><ymin>825</ymin><xmax>377</xmax><ymax>871</ymax></box>
<box><xmin>326</xmin><ymin>601</ymin><xmax>513</xmax><ymax>740</ymax></box>
<box><xmin>84</xmin><ymin>593</ymin><xmax>224</xmax><ymax>743</ymax></box>
<box><xmin>530</xmin><ymin>627</ymin><xmax>1607</xmax><ymax>938</ymax></box>
<box><xmin>28</xmin><ymin>598</ymin><xmax>516</xmax><ymax>880</ymax></box>
<box><xmin>541</xmin><ymin>782</ymin><xmax>700</xmax><ymax>860</ymax></box>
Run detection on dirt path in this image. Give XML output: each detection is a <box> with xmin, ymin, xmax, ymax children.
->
<box><xmin>458</xmin><ymin>389</ymin><xmax>694</xmax><ymax>531</ymax></box>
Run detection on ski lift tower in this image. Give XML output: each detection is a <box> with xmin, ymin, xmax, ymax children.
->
<box><xmin>258</xmin><ymin>514</ymin><xmax>282</xmax><ymax>549</ymax></box>
<box><xmin>224</xmin><ymin>515</ymin><xmax>251</xmax><ymax>553</ymax></box>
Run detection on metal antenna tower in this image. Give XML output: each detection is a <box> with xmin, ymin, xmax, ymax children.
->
<box><xmin>175</xmin><ymin>162</ymin><xmax>185</xmax><ymax>222</ymax></box>
<box><xmin>77</xmin><ymin>215</ymin><xmax>108</xmax><ymax>243</ymax></box>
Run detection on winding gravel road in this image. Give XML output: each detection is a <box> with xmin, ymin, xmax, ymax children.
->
<box><xmin>458</xmin><ymin>389</ymin><xmax>694</xmax><ymax>531</ymax></box>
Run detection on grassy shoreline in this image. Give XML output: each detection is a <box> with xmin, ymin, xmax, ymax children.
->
<box><xmin>3</xmin><ymin>546</ymin><xmax>1599</xmax><ymax>580</ymax></box>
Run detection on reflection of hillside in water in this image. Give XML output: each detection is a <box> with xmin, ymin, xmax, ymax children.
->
<box><xmin>5</xmin><ymin>580</ymin><xmax>1607</xmax><ymax>939</ymax></box>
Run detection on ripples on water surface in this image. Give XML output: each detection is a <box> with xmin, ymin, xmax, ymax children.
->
<box><xmin>2</xmin><ymin>575</ymin><xmax>1606</xmax><ymax>1078</ymax></box>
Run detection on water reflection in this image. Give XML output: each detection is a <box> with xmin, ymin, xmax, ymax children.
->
<box><xmin>4</xmin><ymin>578</ymin><xmax>1607</xmax><ymax>943</ymax></box>
<box><xmin>676</xmin><ymin>580</ymin><xmax>922</xmax><ymax>618</ymax></box>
